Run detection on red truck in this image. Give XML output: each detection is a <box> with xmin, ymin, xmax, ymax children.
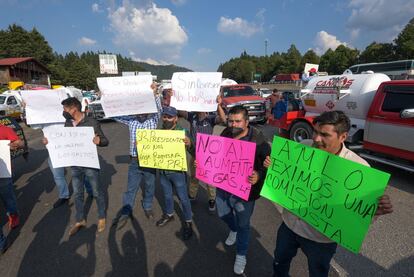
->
<box><xmin>269</xmin><ymin>73</ymin><xmax>414</xmax><ymax>171</ymax></box>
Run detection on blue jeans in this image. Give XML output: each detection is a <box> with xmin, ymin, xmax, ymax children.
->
<box><xmin>47</xmin><ymin>158</ymin><xmax>69</xmax><ymax>199</ymax></box>
<box><xmin>159</xmin><ymin>171</ymin><xmax>192</xmax><ymax>221</ymax></box>
<box><xmin>273</xmin><ymin>222</ymin><xmax>337</xmax><ymax>277</ymax></box>
<box><xmin>71</xmin><ymin>167</ymin><xmax>106</xmax><ymax>222</ymax></box>
<box><xmin>121</xmin><ymin>159</ymin><xmax>155</xmax><ymax>215</ymax></box>
<box><xmin>0</xmin><ymin>178</ymin><xmax>18</xmax><ymax>215</ymax></box>
<box><xmin>216</xmin><ymin>189</ymin><xmax>256</xmax><ymax>256</ymax></box>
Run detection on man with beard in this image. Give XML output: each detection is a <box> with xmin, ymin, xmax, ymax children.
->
<box><xmin>216</xmin><ymin>105</ymin><xmax>271</xmax><ymax>275</ymax></box>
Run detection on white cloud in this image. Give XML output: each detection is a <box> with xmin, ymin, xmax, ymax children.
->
<box><xmin>130</xmin><ymin>51</ymin><xmax>169</xmax><ymax>65</ymax></box>
<box><xmin>313</xmin><ymin>31</ymin><xmax>348</xmax><ymax>55</ymax></box>
<box><xmin>171</xmin><ymin>0</ymin><xmax>186</xmax><ymax>5</ymax></box>
<box><xmin>78</xmin><ymin>37</ymin><xmax>97</xmax><ymax>46</ymax></box>
<box><xmin>217</xmin><ymin>16</ymin><xmax>262</xmax><ymax>37</ymax></box>
<box><xmin>108</xmin><ymin>2</ymin><xmax>188</xmax><ymax>63</ymax></box>
<box><xmin>197</xmin><ymin>48</ymin><xmax>212</xmax><ymax>54</ymax></box>
<box><xmin>92</xmin><ymin>3</ymin><xmax>101</xmax><ymax>13</ymax></box>
<box><xmin>347</xmin><ymin>0</ymin><xmax>414</xmax><ymax>41</ymax></box>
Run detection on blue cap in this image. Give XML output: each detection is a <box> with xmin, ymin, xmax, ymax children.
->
<box><xmin>162</xmin><ymin>106</ymin><xmax>177</xmax><ymax>117</ymax></box>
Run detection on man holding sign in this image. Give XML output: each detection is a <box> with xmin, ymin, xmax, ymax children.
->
<box><xmin>215</xmin><ymin>106</ymin><xmax>270</xmax><ymax>275</ymax></box>
<box><xmin>264</xmin><ymin>111</ymin><xmax>393</xmax><ymax>277</ymax></box>
<box><xmin>0</xmin><ymin>125</ymin><xmax>24</xmax><ymax>253</ymax></box>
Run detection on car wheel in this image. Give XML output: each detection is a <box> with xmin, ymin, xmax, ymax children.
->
<box><xmin>289</xmin><ymin>121</ymin><xmax>313</xmax><ymax>142</ymax></box>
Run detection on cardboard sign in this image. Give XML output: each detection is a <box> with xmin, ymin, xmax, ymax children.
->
<box><xmin>170</xmin><ymin>72</ymin><xmax>222</xmax><ymax>112</ymax></box>
<box><xmin>195</xmin><ymin>133</ymin><xmax>256</xmax><ymax>200</ymax></box>
<box><xmin>136</xmin><ymin>129</ymin><xmax>187</xmax><ymax>171</ymax></box>
<box><xmin>21</xmin><ymin>89</ymin><xmax>68</xmax><ymax>124</ymax></box>
<box><xmin>97</xmin><ymin>75</ymin><xmax>157</xmax><ymax>117</ymax></box>
<box><xmin>43</xmin><ymin>126</ymin><xmax>100</xmax><ymax>169</ymax></box>
<box><xmin>261</xmin><ymin>136</ymin><xmax>390</xmax><ymax>253</ymax></box>
<box><xmin>0</xmin><ymin>140</ymin><xmax>12</xmax><ymax>178</ymax></box>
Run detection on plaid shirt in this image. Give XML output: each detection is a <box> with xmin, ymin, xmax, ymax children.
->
<box><xmin>115</xmin><ymin>95</ymin><xmax>162</xmax><ymax>157</ymax></box>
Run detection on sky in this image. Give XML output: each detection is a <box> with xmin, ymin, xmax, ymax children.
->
<box><xmin>1</xmin><ymin>0</ymin><xmax>413</xmax><ymax>72</ymax></box>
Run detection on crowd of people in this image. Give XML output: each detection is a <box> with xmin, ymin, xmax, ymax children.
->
<box><xmin>0</xmin><ymin>83</ymin><xmax>394</xmax><ymax>276</ymax></box>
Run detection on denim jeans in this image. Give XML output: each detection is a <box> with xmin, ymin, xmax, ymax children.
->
<box><xmin>159</xmin><ymin>171</ymin><xmax>192</xmax><ymax>221</ymax></box>
<box><xmin>216</xmin><ymin>189</ymin><xmax>256</xmax><ymax>256</ymax></box>
<box><xmin>121</xmin><ymin>159</ymin><xmax>155</xmax><ymax>215</ymax></box>
<box><xmin>0</xmin><ymin>178</ymin><xmax>18</xmax><ymax>215</ymax></box>
<box><xmin>47</xmin><ymin>158</ymin><xmax>69</xmax><ymax>199</ymax></box>
<box><xmin>273</xmin><ymin>222</ymin><xmax>337</xmax><ymax>277</ymax></box>
<box><xmin>71</xmin><ymin>167</ymin><xmax>105</xmax><ymax>222</ymax></box>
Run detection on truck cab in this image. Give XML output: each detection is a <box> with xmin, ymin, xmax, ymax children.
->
<box><xmin>221</xmin><ymin>84</ymin><xmax>267</xmax><ymax>123</ymax></box>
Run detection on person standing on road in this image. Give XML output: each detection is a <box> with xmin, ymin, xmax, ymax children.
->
<box><xmin>216</xmin><ymin>105</ymin><xmax>271</xmax><ymax>275</ymax></box>
<box><xmin>181</xmin><ymin>95</ymin><xmax>226</xmax><ymax>213</ymax></box>
<box><xmin>0</xmin><ymin>124</ymin><xmax>24</xmax><ymax>253</ymax></box>
<box><xmin>264</xmin><ymin>111</ymin><xmax>393</xmax><ymax>277</ymax></box>
<box><xmin>46</xmin><ymin>97</ymin><xmax>109</xmax><ymax>236</ymax></box>
<box><xmin>111</xmin><ymin>83</ymin><xmax>162</xmax><ymax>229</ymax></box>
<box><xmin>155</xmin><ymin>106</ymin><xmax>195</xmax><ymax>241</ymax></box>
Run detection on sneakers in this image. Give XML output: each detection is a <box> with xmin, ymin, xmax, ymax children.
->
<box><xmin>97</xmin><ymin>219</ymin><xmax>106</xmax><ymax>233</ymax></box>
<box><xmin>208</xmin><ymin>199</ymin><xmax>216</xmax><ymax>213</ymax></box>
<box><xmin>182</xmin><ymin>222</ymin><xmax>193</xmax><ymax>240</ymax></box>
<box><xmin>156</xmin><ymin>214</ymin><xmax>174</xmax><ymax>227</ymax></box>
<box><xmin>8</xmin><ymin>214</ymin><xmax>20</xmax><ymax>229</ymax></box>
<box><xmin>112</xmin><ymin>214</ymin><xmax>130</xmax><ymax>230</ymax></box>
<box><xmin>144</xmin><ymin>209</ymin><xmax>154</xmax><ymax>219</ymax></box>
<box><xmin>225</xmin><ymin>231</ymin><xmax>237</xmax><ymax>246</ymax></box>
<box><xmin>234</xmin><ymin>254</ymin><xmax>247</xmax><ymax>275</ymax></box>
<box><xmin>69</xmin><ymin>220</ymin><xmax>86</xmax><ymax>236</ymax></box>
<box><xmin>53</xmin><ymin>198</ymin><xmax>69</xmax><ymax>209</ymax></box>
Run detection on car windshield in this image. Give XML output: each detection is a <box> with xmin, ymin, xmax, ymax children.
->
<box><xmin>0</xmin><ymin>96</ymin><xmax>6</xmax><ymax>104</ymax></box>
<box><xmin>222</xmin><ymin>86</ymin><xmax>255</xmax><ymax>97</ymax></box>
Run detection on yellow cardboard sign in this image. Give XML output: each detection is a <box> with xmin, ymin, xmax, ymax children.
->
<box><xmin>136</xmin><ymin>129</ymin><xmax>187</xmax><ymax>171</ymax></box>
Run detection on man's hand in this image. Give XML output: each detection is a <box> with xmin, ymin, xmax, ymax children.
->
<box><xmin>375</xmin><ymin>194</ymin><xmax>393</xmax><ymax>216</ymax></box>
<box><xmin>9</xmin><ymin>139</ymin><xmax>23</xmax><ymax>150</ymax></box>
<box><xmin>151</xmin><ymin>82</ymin><xmax>158</xmax><ymax>94</ymax></box>
<box><xmin>93</xmin><ymin>135</ymin><xmax>101</xmax><ymax>145</ymax></box>
<box><xmin>264</xmin><ymin>156</ymin><xmax>271</xmax><ymax>168</ymax></box>
<box><xmin>183</xmin><ymin>136</ymin><xmax>191</xmax><ymax>147</ymax></box>
<box><xmin>248</xmin><ymin>170</ymin><xmax>259</xmax><ymax>185</ymax></box>
<box><xmin>216</xmin><ymin>95</ymin><xmax>222</xmax><ymax>105</ymax></box>
<box><xmin>42</xmin><ymin>137</ymin><xmax>49</xmax><ymax>145</ymax></box>
<box><xmin>194</xmin><ymin>160</ymin><xmax>198</xmax><ymax>168</ymax></box>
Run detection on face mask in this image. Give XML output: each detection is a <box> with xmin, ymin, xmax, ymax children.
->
<box><xmin>229</xmin><ymin>127</ymin><xmax>244</xmax><ymax>138</ymax></box>
<box><xmin>136</xmin><ymin>115</ymin><xmax>148</xmax><ymax>123</ymax></box>
<box><xmin>163</xmin><ymin>120</ymin><xmax>175</xmax><ymax>129</ymax></box>
<box><xmin>63</xmin><ymin>111</ymin><xmax>73</xmax><ymax>120</ymax></box>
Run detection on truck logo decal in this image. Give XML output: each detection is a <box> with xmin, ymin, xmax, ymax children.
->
<box><xmin>326</xmin><ymin>100</ymin><xmax>335</xmax><ymax>109</ymax></box>
<box><xmin>313</xmin><ymin>77</ymin><xmax>355</xmax><ymax>95</ymax></box>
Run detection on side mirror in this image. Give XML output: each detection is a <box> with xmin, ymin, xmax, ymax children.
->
<box><xmin>400</xmin><ymin>108</ymin><xmax>414</xmax><ymax>119</ymax></box>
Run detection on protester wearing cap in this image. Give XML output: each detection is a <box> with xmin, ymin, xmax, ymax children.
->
<box><xmin>155</xmin><ymin>106</ymin><xmax>194</xmax><ymax>241</ymax></box>
<box><xmin>302</xmin><ymin>67</ymin><xmax>318</xmax><ymax>82</ymax></box>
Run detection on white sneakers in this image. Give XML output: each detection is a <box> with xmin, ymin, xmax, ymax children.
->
<box><xmin>234</xmin><ymin>254</ymin><xmax>247</xmax><ymax>275</ymax></box>
<box><xmin>225</xmin><ymin>231</ymin><xmax>237</xmax><ymax>246</ymax></box>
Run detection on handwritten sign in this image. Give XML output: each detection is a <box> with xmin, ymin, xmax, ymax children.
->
<box><xmin>97</xmin><ymin>75</ymin><xmax>157</xmax><ymax>117</ymax></box>
<box><xmin>260</xmin><ymin>136</ymin><xmax>390</xmax><ymax>253</ymax></box>
<box><xmin>43</xmin><ymin>126</ymin><xmax>100</xmax><ymax>169</ymax></box>
<box><xmin>195</xmin><ymin>134</ymin><xmax>256</xmax><ymax>200</ymax></box>
<box><xmin>170</xmin><ymin>72</ymin><xmax>222</xmax><ymax>112</ymax></box>
<box><xmin>21</xmin><ymin>89</ymin><xmax>68</xmax><ymax>124</ymax></box>
<box><xmin>0</xmin><ymin>140</ymin><xmax>12</xmax><ymax>178</ymax></box>
<box><xmin>136</xmin><ymin>129</ymin><xmax>187</xmax><ymax>171</ymax></box>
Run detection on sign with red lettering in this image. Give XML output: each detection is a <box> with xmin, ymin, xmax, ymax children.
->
<box><xmin>196</xmin><ymin>133</ymin><xmax>256</xmax><ymax>200</ymax></box>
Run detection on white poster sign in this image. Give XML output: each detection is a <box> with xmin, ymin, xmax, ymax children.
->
<box><xmin>43</xmin><ymin>127</ymin><xmax>100</xmax><ymax>169</ymax></box>
<box><xmin>304</xmin><ymin>63</ymin><xmax>319</xmax><ymax>74</ymax></box>
<box><xmin>21</xmin><ymin>89</ymin><xmax>68</xmax><ymax>125</ymax></box>
<box><xmin>97</xmin><ymin>75</ymin><xmax>157</xmax><ymax>117</ymax></box>
<box><xmin>170</xmin><ymin>72</ymin><xmax>223</xmax><ymax>112</ymax></box>
<box><xmin>99</xmin><ymin>54</ymin><xmax>118</xmax><ymax>74</ymax></box>
<box><xmin>0</xmin><ymin>140</ymin><xmax>12</xmax><ymax>178</ymax></box>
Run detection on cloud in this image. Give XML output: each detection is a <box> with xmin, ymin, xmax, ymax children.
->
<box><xmin>197</xmin><ymin>48</ymin><xmax>212</xmax><ymax>54</ymax></box>
<box><xmin>92</xmin><ymin>3</ymin><xmax>102</xmax><ymax>13</ymax></box>
<box><xmin>108</xmin><ymin>1</ymin><xmax>188</xmax><ymax>63</ymax></box>
<box><xmin>171</xmin><ymin>0</ymin><xmax>186</xmax><ymax>5</ymax></box>
<box><xmin>347</xmin><ymin>0</ymin><xmax>414</xmax><ymax>41</ymax></box>
<box><xmin>217</xmin><ymin>16</ymin><xmax>262</xmax><ymax>37</ymax></box>
<box><xmin>78</xmin><ymin>37</ymin><xmax>97</xmax><ymax>46</ymax></box>
<box><xmin>313</xmin><ymin>31</ymin><xmax>348</xmax><ymax>55</ymax></box>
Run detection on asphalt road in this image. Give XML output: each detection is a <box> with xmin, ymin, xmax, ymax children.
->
<box><xmin>0</xmin><ymin>121</ymin><xmax>412</xmax><ymax>277</ymax></box>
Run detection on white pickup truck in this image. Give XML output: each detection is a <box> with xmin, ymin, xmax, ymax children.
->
<box><xmin>0</xmin><ymin>91</ymin><xmax>23</xmax><ymax>119</ymax></box>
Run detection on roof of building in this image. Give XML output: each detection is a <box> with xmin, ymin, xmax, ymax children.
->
<box><xmin>0</xmin><ymin>57</ymin><xmax>33</xmax><ymax>66</ymax></box>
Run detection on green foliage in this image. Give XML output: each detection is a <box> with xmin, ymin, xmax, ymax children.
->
<box><xmin>358</xmin><ymin>42</ymin><xmax>395</xmax><ymax>63</ymax></box>
<box><xmin>394</xmin><ymin>18</ymin><xmax>414</xmax><ymax>59</ymax></box>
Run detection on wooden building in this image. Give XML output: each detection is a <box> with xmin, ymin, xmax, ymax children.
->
<box><xmin>0</xmin><ymin>57</ymin><xmax>51</xmax><ymax>87</ymax></box>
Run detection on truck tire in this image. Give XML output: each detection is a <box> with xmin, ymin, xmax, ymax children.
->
<box><xmin>289</xmin><ymin>121</ymin><xmax>313</xmax><ymax>142</ymax></box>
